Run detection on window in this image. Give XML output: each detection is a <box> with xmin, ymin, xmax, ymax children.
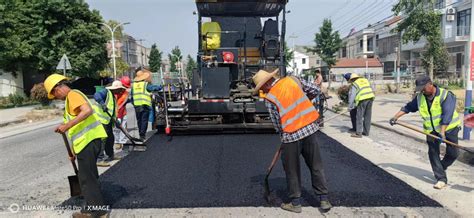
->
<box><xmin>457</xmin><ymin>9</ymin><xmax>471</xmax><ymax>36</ymax></box>
<box><xmin>316</xmin><ymin>60</ymin><xmax>321</xmax><ymax>65</ymax></box>
<box><xmin>435</xmin><ymin>0</ymin><xmax>445</xmax><ymax>9</ymax></box>
<box><xmin>302</xmin><ymin>58</ymin><xmax>306</xmax><ymax>64</ymax></box>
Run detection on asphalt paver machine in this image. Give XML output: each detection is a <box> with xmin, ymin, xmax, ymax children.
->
<box><xmin>155</xmin><ymin>0</ymin><xmax>289</xmax><ymax>133</ymax></box>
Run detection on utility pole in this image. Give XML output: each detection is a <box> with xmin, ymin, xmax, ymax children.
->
<box><xmin>289</xmin><ymin>34</ymin><xmax>298</xmax><ymax>75</ymax></box>
<box><xmin>136</xmin><ymin>39</ymin><xmax>146</xmax><ymax>68</ymax></box>
<box><xmin>463</xmin><ymin>0</ymin><xmax>474</xmax><ymax>140</ymax></box>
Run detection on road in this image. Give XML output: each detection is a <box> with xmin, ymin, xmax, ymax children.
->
<box><xmin>0</xmin><ymin>110</ymin><xmax>471</xmax><ymax>217</ymax></box>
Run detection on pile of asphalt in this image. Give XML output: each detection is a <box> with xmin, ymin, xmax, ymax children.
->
<box><xmin>98</xmin><ymin>132</ymin><xmax>441</xmax><ymax>208</ymax></box>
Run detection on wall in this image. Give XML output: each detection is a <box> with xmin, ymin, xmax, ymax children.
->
<box><xmin>0</xmin><ymin>70</ymin><xmax>24</xmax><ymax>97</ymax></box>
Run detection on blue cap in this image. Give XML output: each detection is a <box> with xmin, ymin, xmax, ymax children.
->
<box><xmin>343</xmin><ymin>73</ymin><xmax>352</xmax><ymax>81</ymax></box>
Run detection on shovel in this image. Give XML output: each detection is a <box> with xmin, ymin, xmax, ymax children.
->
<box><xmin>61</xmin><ymin>133</ymin><xmax>81</xmax><ymax>197</ymax></box>
<box><xmin>103</xmin><ymin>109</ymin><xmax>146</xmax><ymax>151</ymax></box>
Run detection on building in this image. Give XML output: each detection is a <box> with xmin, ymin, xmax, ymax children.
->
<box><xmin>331</xmin><ymin>58</ymin><xmax>383</xmax><ymax>82</ymax></box>
<box><xmin>120</xmin><ymin>34</ymin><xmax>150</xmax><ymax>71</ymax></box>
<box><xmin>0</xmin><ymin>70</ymin><xmax>24</xmax><ymax>97</ymax></box>
<box><xmin>288</xmin><ymin>45</ymin><xmax>323</xmax><ymax>76</ymax></box>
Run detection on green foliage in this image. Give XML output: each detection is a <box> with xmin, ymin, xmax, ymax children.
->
<box><xmin>149</xmin><ymin>43</ymin><xmax>163</xmax><ymax>72</ymax></box>
<box><xmin>284</xmin><ymin>41</ymin><xmax>294</xmax><ymax>67</ymax></box>
<box><xmin>392</xmin><ymin>0</ymin><xmax>446</xmax><ymax>79</ymax></box>
<box><xmin>99</xmin><ymin>58</ymin><xmax>129</xmax><ymax>78</ymax></box>
<box><xmin>168</xmin><ymin>46</ymin><xmax>182</xmax><ymax>73</ymax></box>
<box><xmin>306</xmin><ymin>19</ymin><xmax>342</xmax><ymax>70</ymax></box>
<box><xmin>30</xmin><ymin>83</ymin><xmax>51</xmax><ymax>106</ymax></box>
<box><xmin>103</xmin><ymin>20</ymin><xmax>124</xmax><ymax>40</ymax></box>
<box><xmin>0</xmin><ymin>0</ymin><xmax>108</xmax><ymax>78</ymax></box>
<box><xmin>337</xmin><ymin>85</ymin><xmax>350</xmax><ymax>104</ymax></box>
<box><xmin>8</xmin><ymin>93</ymin><xmax>26</xmax><ymax>106</ymax></box>
<box><xmin>185</xmin><ymin>55</ymin><xmax>197</xmax><ymax>80</ymax></box>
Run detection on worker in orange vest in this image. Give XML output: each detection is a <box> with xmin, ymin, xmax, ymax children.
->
<box><xmin>253</xmin><ymin>69</ymin><xmax>332</xmax><ymax>213</ymax></box>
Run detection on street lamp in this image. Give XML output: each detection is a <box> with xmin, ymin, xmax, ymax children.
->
<box><xmin>102</xmin><ymin>21</ymin><xmax>130</xmax><ymax>79</ymax></box>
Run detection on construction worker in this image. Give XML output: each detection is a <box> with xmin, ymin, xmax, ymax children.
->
<box><xmin>44</xmin><ymin>74</ymin><xmax>108</xmax><ymax>217</ymax></box>
<box><xmin>343</xmin><ymin>73</ymin><xmax>357</xmax><ymax>133</ymax></box>
<box><xmin>113</xmin><ymin>77</ymin><xmax>131</xmax><ymax>149</ymax></box>
<box><xmin>93</xmin><ymin>81</ymin><xmax>120</xmax><ymax>167</ymax></box>
<box><xmin>390</xmin><ymin>75</ymin><xmax>460</xmax><ymax>189</ymax></box>
<box><xmin>348</xmin><ymin>73</ymin><xmax>375</xmax><ymax>138</ymax></box>
<box><xmin>253</xmin><ymin>69</ymin><xmax>332</xmax><ymax>213</ymax></box>
<box><xmin>313</xmin><ymin>70</ymin><xmax>325</xmax><ymax>127</ymax></box>
<box><xmin>131</xmin><ymin>69</ymin><xmax>161</xmax><ymax>140</ymax></box>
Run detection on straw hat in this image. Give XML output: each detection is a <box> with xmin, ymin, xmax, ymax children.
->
<box><xmin>106</xmin><ymin>80</ymin><xmax>125</xmax><ymax>90</ymax></box>
<box><xmin>252</xmin><ymin>69</ymin><xmax>279</xmax><ymax>94</ymax></box>
<box><xmin>134</xmin><ymin>70</ymin><xmax>151</xmax><ymax>82</ymax></box>
<box><xmin>349</xmin><ymin>73</ymin><xmax>361</xmax><ymax>80</ymax></box>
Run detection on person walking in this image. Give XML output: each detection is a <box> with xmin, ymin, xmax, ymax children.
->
<box><xmin>253</xmin><ymin>69</ymin><xmax>332</xmax><ymax>213</ymax></box>
<box><xmin>390</xmin><ymin>75</ymin><xmax>460</xmax><ymax>189</ymax></box>
<box><xmin>343</xmin><ymin>73</ymin><xmax>357</xmax><ymax>133</ymax></box>
<box><xmin>93</xmin><ymin>82</ymin><xmax>120</xmax><ymax>166</ymax></box>
<box><xmin>44</xmin><ymin>74</ymin><xmax>108</xmax><ymax>218</ymax></box>
<box><xmin>131</xmin><ymin>69</ymin><xmax>161</xmax><ymax>140</ymax></box>
<box><xmin>348</xmin><ymin>73</ymin><xmax>375</xmax><ymax>138</ymax></box>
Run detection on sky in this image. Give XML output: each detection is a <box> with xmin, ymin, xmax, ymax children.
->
<box><xmin>86</xmin><ymin>0</ymin><xmax>397</xmax><ymax>58</ymax></box>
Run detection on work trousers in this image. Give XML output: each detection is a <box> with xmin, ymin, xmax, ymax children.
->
<box><xmin>135</xmin><ymin>106</ymin><xmax>150</xmax><ymax>138</ymax></box>
<box><xmin>77</xmin><ymin>139</ymin><xmax>107</xmax><ymax>216</ymax></box>
<box><xmin>98</xmin><ymin>122</ymin><xmax>114</xmax><ymax>160</ymax></box>
<box><xmin>281</xmin><ymin>132</ymin><xmax>329</xmax><ymax>202</ymax></box>
<box><xmin>113</xmin><ymin>116</ymin><xmax>128</xmax><ymax>144</ymax></box>
<box><xmin>427</xmin><ymin>127</ymin><xmax>460</xmax><ymax>183</ymax></box>
<box><xmin>350</xmin><ymin>108</ymin><xmax>357</xmax><ymax>131</ymax></box>
<box><xmin>356</xmin><ymin>99</ymin><xmax>373</xmax><ymax>135</ymax></box>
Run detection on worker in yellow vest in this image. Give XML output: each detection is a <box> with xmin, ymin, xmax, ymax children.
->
<box><xmin>44</xmin><ymin>74</ymin><xmax>108</xmax><ymax>218</ymax></box>
<box><xmin>390</xmin><ymin>75</ymin><xmax>460</xmax><ymax>189</ymax></box>
<box><xmin>131</xmin><ymin>69</ymin><xmax>161</xmax><ymax>140</ymax></box>
<box><xmin>348</xmin><ymin>74</ymin><xmax>375</xmax><ymax>138</ymax></box>
<box><xmin>253</xmin><ymin>69</ymin><xmax>332</xmax><ymax>213</ymax></box>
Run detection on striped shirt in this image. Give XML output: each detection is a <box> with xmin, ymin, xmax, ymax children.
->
<box><xmin>265</xmin><ymin>77</ymin><xmax>320</xmax><ymax>143</ymax></box>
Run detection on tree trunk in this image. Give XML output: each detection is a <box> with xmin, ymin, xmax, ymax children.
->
<box><xmin>327</xmin><ymin>68</ymin><xmax>332</xmax><ymax>89</ymax></box>
<box><xmin>429</xmin><ymin>56</ymin><xmax>434</xmax><ymax>80</ymax></box>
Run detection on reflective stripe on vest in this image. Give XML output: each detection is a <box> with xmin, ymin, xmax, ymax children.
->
<box><xmin>264</xmin><ymin>77</ymin><xmax>319</xmax><ymax>133</ymax></box>
<box><xmin>64</xmin><ymin>90</ymin><xmax>107</xmax><ymax>154</ymax></box>
<box><xmin>353</xmin><ymin>78</ymin><xmax>375</xmax><ymax>106</ymax></box>
<box><xmin>417</xmin><ymin>88</ymin><xmax>460</xmax><ymax>134</ymax></box>
<box><xmin>92</xmin><ymin>90</ymin><xmax>116</xmax><ymax>125</ymax></box>
<box><xmin>132</xmin><ymin>81</ymin><xmax>152</xmax><ymax>106</ymax></box>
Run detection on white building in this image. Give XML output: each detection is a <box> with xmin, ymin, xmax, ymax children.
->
<box><xmin>0</xmin><ymin>70</ymin><xmax>23</xmax><ymax>97</ymax></box>
<box><xmin>288</xmin><ymin>45</ymin><xmax>322</xmax><ymax>76</ymax></box>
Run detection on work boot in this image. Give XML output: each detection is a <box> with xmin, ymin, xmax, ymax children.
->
<box><xmin>96</xmin><ymin>161</ymin><xmax>110</xmax><ymax>167</ymax></box>
<box><xmin>433</xmin><ymin>181</ymin><xmax>446</xmax><ymax>189</ymax></box>
<box><xmin>350</xmin><ymin>133</ymin><xmax>362</xmax><ymax>138</ymax></box>
<box><xmin>280</xmin><ymin>202</ymin><xmax>302</xmax><ymax>213</ymax></box>
<box><xmin>320</xmin><ymin>200</ymin><xmax>332</xmax><ymax>212</ymax></box>
<box><xmin>348</xmin><ymin>129</ymin><xmax>356</xmax><ymax>133</ymax></box>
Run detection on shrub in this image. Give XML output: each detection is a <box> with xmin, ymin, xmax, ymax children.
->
<box><xmin>337</xmin><ymin>85</ymin><xmax>350</xmax><ymax>104</ymax></box>
<box><xmin>30</xmin><ymin>83</ymin><xmax>51</xmax><ymax>106</ymax></box>
<box><xmin>8</xmin><ymin>93</ymin><xmax>25</xmax><ymax>106</ymax></box>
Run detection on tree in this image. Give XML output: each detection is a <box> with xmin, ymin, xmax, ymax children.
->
<box><xmin>168</xmin><ymin>46</ymin><xmax>182</xmax><ymax>74</ymax></box>
<box><xmin>392</xmin><ymin>0</ymin><xmax>447</xmax><ymax>80</ymax></box>
<box><xmin>284</xmin><ymin>41</ymin><xmax>294</xmax><ymax>68</ymax></box>
<box><xmin>306</xmin><ymin>19</ymin><xmax>343</xmax><ymax>88</ymax></box>
<box><xmin>149</xmin><ymin>43</ymin><xmax>162</xmax><ymax>72</ymax></box>
<box><xmin>0</xmin><ymin>0</ymin><xmax>108</xmax><ymax>78</ymax></box>
<box><xmin>185</xmin><ymin>55</ymin><xmax>197</xmax><ymax>80</ymax></box>
<box><xmin>99</xmin><ymin>58</ymin><xmax>129</xmax><ymax>78</ymax></box>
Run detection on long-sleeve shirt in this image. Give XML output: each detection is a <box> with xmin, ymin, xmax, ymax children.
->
<box><xmin>348</xmin><ymin>85</ymin><xmax>357</xmax><ymax>110</ymax></box>
<box><xmin>265</xmin><ymin>77</ymin><xmax>320</xmax><ymax>143</ymax></box>
<box><xmin>401</xmin><ymin>86</ymin><xmax>456</xmax><ymax>126</ymax></box>
<box><xmin>93</xmin><ymin>89</ymin><xmax>111</xmax><ymax>106</ymax></box>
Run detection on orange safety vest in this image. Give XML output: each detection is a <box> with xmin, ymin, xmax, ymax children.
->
<box><xmin>264</xmin><ymin>77</ymin><xmax>319</xmax><ymax>133</ymax></box>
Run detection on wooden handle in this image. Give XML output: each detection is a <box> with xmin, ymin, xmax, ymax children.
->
<box><xmin>267</xmin><ymin>145</ymin><xmax>282</xmax><ymax>172</ymax></box>
<box><xmin>61</xmin><ymin>133</ymin><xmax>79</xmax><ymax>175</ymax></box>
<box><xmin>395</xmin><ymin>121</ymin><xmax>473</xmax><ymax>153</ymax></box>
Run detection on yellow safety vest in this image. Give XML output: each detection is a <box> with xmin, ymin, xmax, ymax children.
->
<box><xmin>132</xmin><ymin>81</ymin><xmax>152</xmax><ymax>107</ymax></box>
<box><xmin>353</xmin><ymin>78</ymin><xmax>375</xmax><ymax>106</ymax></box>
<box><xmin>418</xmin><ymin>88</ymin><xmax>460</xmax><ymax>134</ymax></box>
<box><xmin>64</xmin><ymin>90</ymin><xmax>107</xmax><ymax>154</ymax></box>
<box><xmin>92</xmin><ymin>90</ymin><xmax>116</xmax><ymax>125</ymax></box>
<box><xmin>264</xmin><ymin>77</ymin><xmax>319</xmax><ymax>133</ymax></box>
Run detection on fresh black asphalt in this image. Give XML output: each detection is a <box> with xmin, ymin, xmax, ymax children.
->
<box><xmin>98</xmin><ymin>132</ymin><xmax>441</xmax><ymax>208</ymax></box>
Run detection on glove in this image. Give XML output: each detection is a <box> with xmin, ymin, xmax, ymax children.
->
<box><xmin>389</xmin><ymin>117</ymin><xmax>397</xmax><ymax>126</ymax></box>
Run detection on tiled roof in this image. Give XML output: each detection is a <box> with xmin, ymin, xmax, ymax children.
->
<box><xmin>333</xmin><ymin>58</ymin><xmax>382</xmax><ymax>68</ymax></box>
<box><xmin>385</xmin><ymin>16</ymin><xmax>402</xmax><ymax>26</ymax></box>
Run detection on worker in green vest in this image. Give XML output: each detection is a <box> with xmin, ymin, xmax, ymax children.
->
<box><xmin>348</xmin><ymin>74</ymin><xmax>375</xmax><ymax>138</ymax></box>
<box><xmin>390</xmin><ymin>75</ymin><xmax>460</xmax><ymax>189</ymax></box>
<box><xmin>131</xmin><ymin>69</ymin><xmax>162</xmax><ymax>140</ymax></box>
<box><xmin>44</xmin><ymin>74</ymin><xmax>109</xmax><ymax>217</ymax></box>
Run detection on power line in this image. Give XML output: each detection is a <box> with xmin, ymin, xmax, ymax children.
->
<box><xmin>332</xmin><ymin>0</ymin><xmax>379</xmax><ymax>29</ymax></box>
<box><xmin>335</xmin><ymin>0</ymin><xmax>396</xmax><ymax>33</ymax></box>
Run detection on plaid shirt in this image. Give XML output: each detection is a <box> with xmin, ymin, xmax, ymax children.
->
<box><xmin>265</xmin><ymin>77</ymin><xmax>320</xmax><ymax>143</ymax></box>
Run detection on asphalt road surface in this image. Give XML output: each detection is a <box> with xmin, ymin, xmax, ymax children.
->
<box><xmin>95</xmin><ymin>132</ymin><xmax>440</xmax><ymax>209</ymax></box>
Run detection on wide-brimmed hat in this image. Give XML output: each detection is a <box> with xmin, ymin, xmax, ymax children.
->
<box><xmin>106</xmin><ymin>80</ymin><xmax>125</xmax><ymax>90</ymax></box>
<box><xmin>349</xmin><ymin>73</ymin><xmax>361</xmax><ymax>80</ymax></box>
<box><xmin>252</xmin><ymin>69</ymin><xmax>279</xmax><ymax>94</ymax></box>
<box><xmin>134</xmin><ymin>70</ymin><xmax>151</xmax><ymax>82</ymax></box>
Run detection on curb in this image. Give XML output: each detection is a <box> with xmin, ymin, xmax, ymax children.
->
<box><xmin>0</xmin><ymin>119</ymin><xmax>62</xmax><ymax>139</ymax></box>
<box><xmin>0</xmin><ymin>118</ymin><xmax>27</xmax><ymax>127</ymax></box>
<box><xmin>327</xmin><ymin>109</ymin><xmax>473</xmax><ymax>165</ymax></box>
